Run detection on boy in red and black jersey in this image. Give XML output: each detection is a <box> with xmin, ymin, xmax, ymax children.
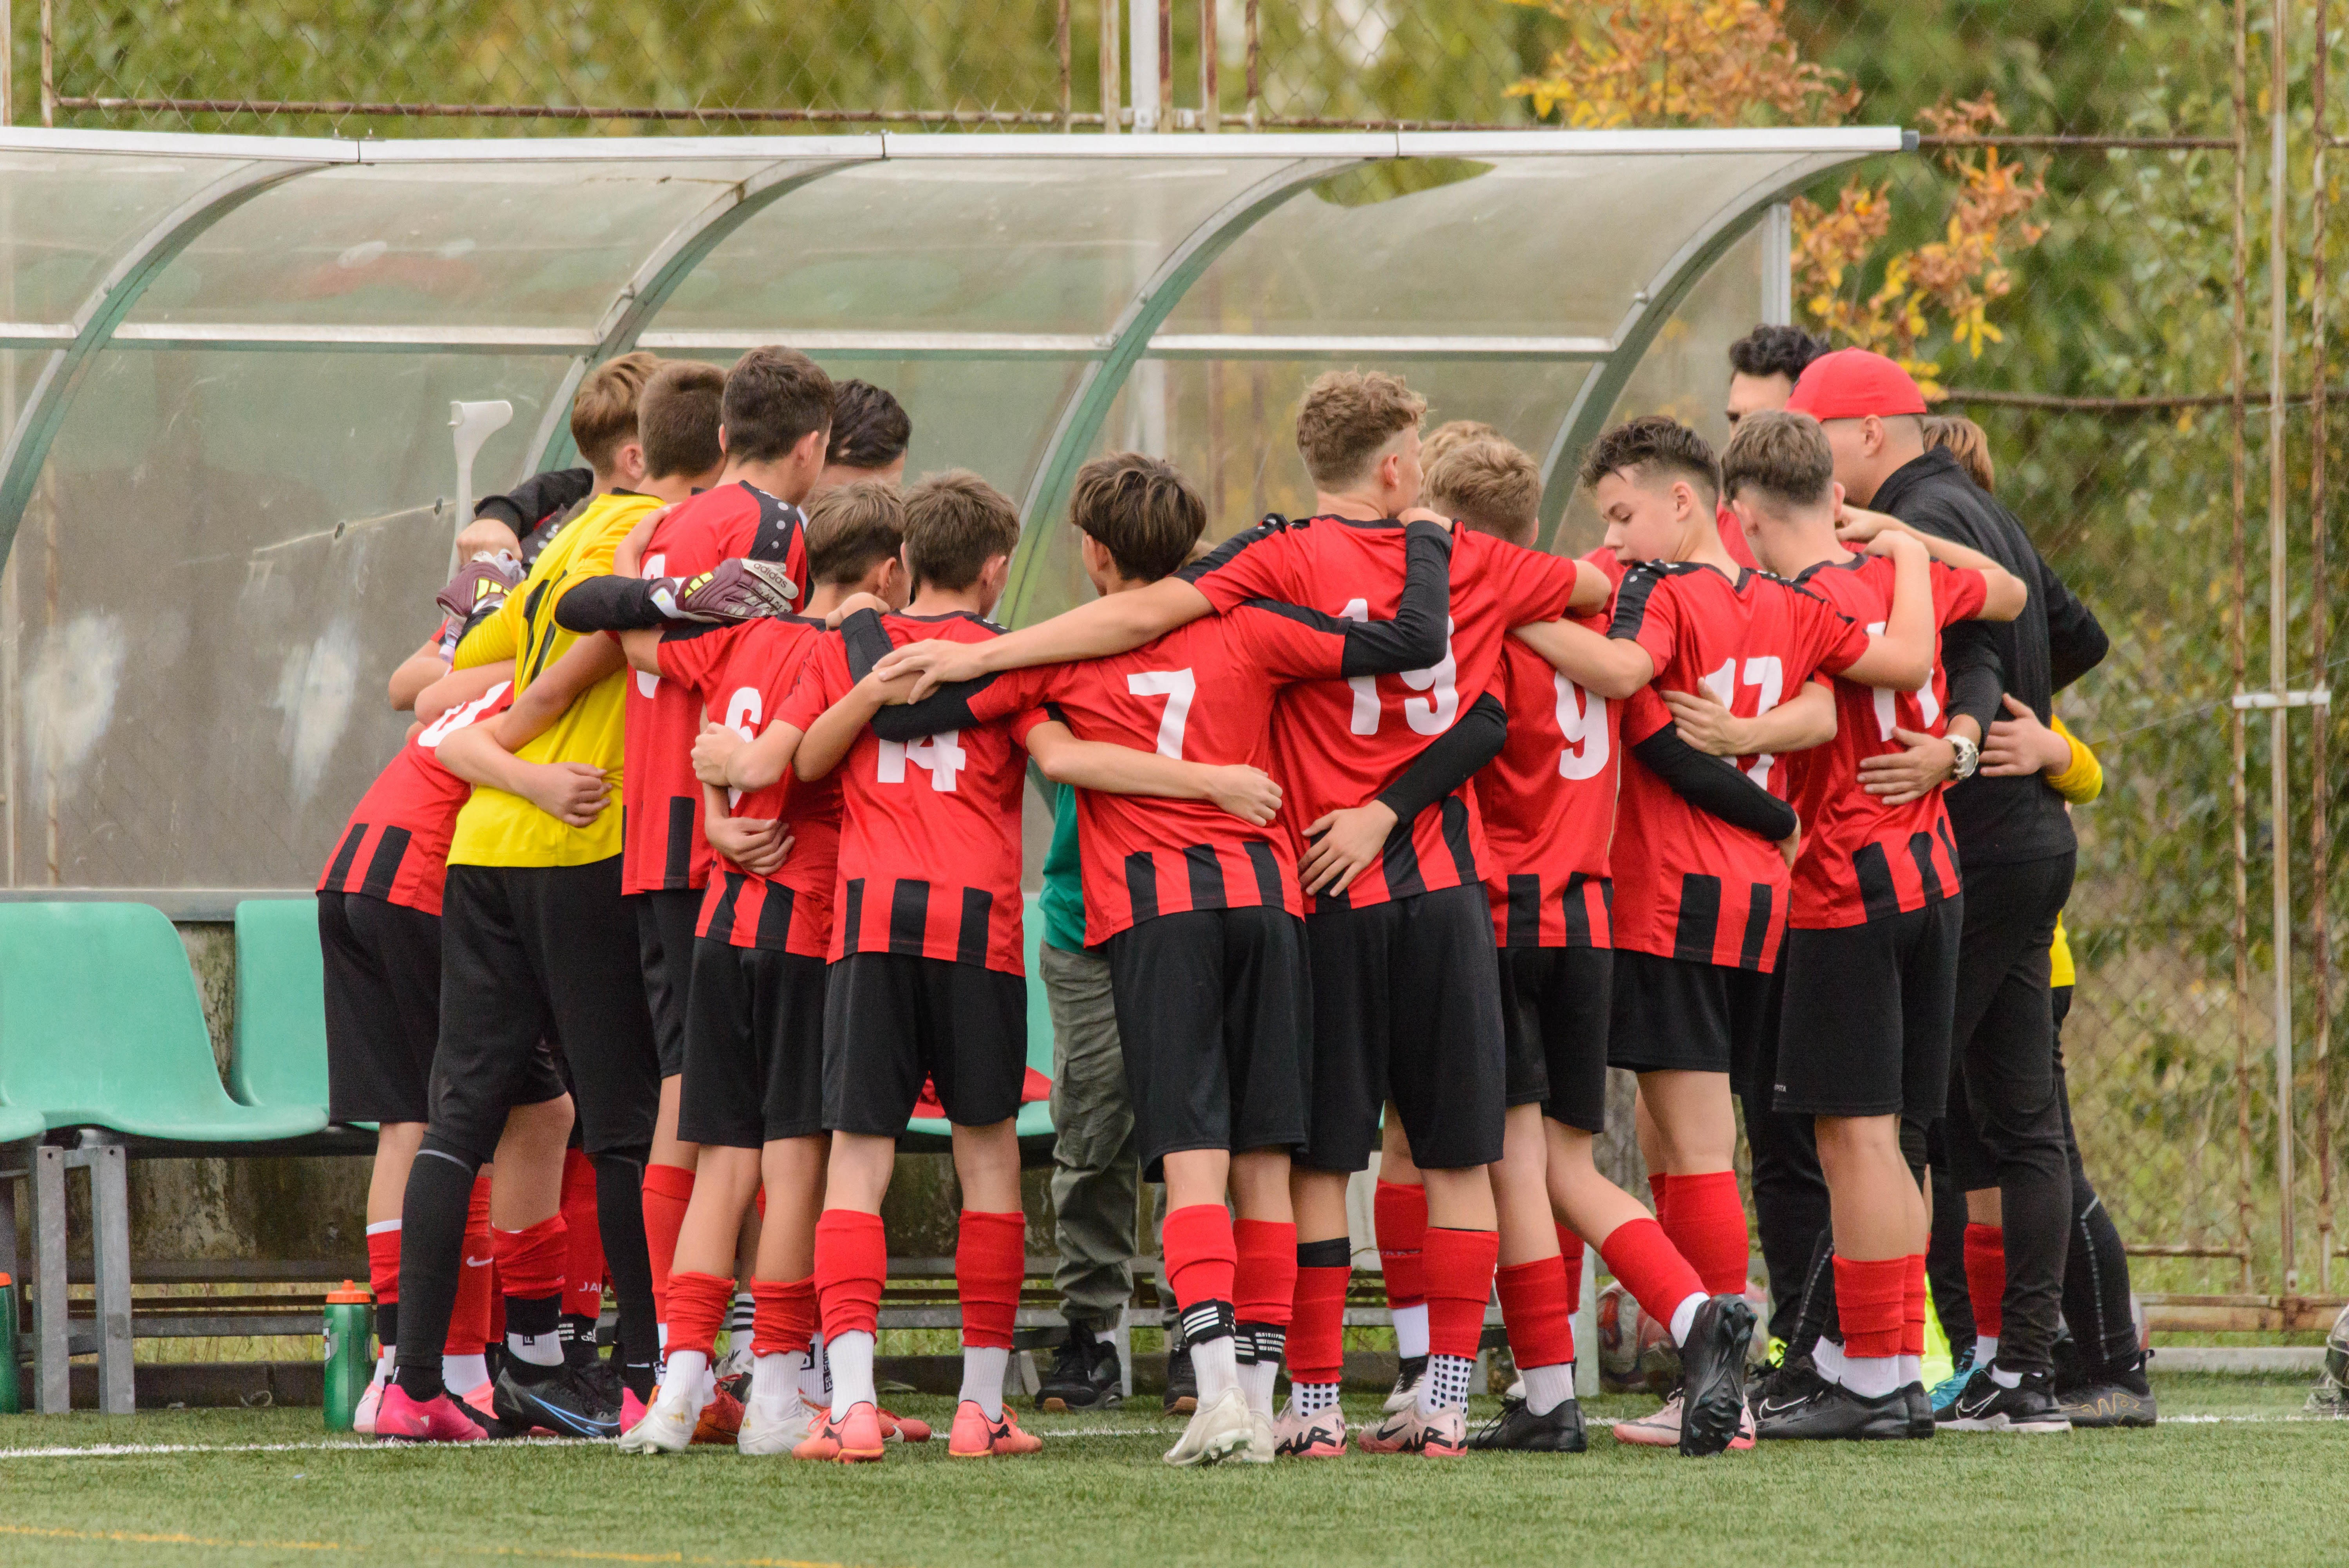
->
<box><xmin>1516</xmin><ymin>414</ymin><xmax>1939</xmax><ymax>1451</ymax></box>
<box><xmin>553</xmin><ymin>348</ymin><xmax>830</xmax><ymax>1355</ymax></box>
<box><xmin>611</xmin><ymin>483</ymin><xmax>909</xmax><ymax>1457</ymax></box>
<box><xmin>698</xmin><ymin>470</ymin><xmax>1245</xmax><ymax>1463</ymax></box>
<box><xmin>867</xmin><ymin>452</ymin><xmax>1462</xmax><ymax>1465</ymax></box>
<box><xmin>1671</xmin><ymin>412</ymin><xmax>2023</xmax><ymax>1440</ymax></box>
<box><xmin>871</xmin><ymin>371</ymin><xmax>1610</xmax><ymax>1458</ymax></box>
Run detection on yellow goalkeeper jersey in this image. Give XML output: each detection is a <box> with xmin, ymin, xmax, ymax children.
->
<box><xmin>446</xmin><ymin>489</ymin><xmax>661</xmax><ymax>869</ymax></box>
<box><xmin>2047</xmin><ymin>715</ymin><xmax>2101</xmax><ymax>989</ymax></box>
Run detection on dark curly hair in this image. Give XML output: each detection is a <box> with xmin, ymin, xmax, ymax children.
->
<box><xmin>826</xmin><ymin>379</ymin><xmax>912</xmax><ymax>471</ymax></box>
<box><xmin>1576</xmin><ymin>414</ymin><xmax>1720</xmax><ymax>502</ymax></box>
<box><xmin>1728</xmin><ymin>323</ymin><xmax>1831</xmax><ymax>383</ymax></box>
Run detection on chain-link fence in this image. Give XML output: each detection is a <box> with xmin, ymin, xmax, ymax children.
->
<box><xmin>7</xmin><ymin>0</ymin><xmax>2343</xmax><ymax>1322</ymax></box>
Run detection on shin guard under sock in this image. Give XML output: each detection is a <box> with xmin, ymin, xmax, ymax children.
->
<box><xmin>392</xmin><ymin>1143</ymin><xmax>481</xmax><ymax>1400</ymax></box>
<box><xmin>664</xmin><ymin>1269</ymin><xmax>735</xmax><ymax>1364</ymax></box>
<box><xmin>561</xmin><ymin>1147</ymin><xmax>605</xmax><ymax>1322</ymax></box>
<box><xmin>1832</xmin><ymin>1255</ymin><xmax>1908</xmax><ymax>1383</ymax></box>
<box><xmin>640</xmin><ymin>1161</ymin><xmax>695</xmax><ymax>1329</ymax></box>
<box><xmin>1598</xmin><ymin>1217</ymin><xmax>1707</xmax><ymax>1329</ymax></box>
<box><xmin>1495</xmin><ymin>1255</ymin><xmax>1576</xmax><ymax>1374</ymax></box>
<box><xmin>956</xmin><ymin>1210</ymin><xmax>1025</xmax><ymax>1351</ymax></box>
<box><xmin>1374</xmin><ymin>1181</ymin><xmax>1429</xmax><ymax>1310</ymax></box>
<box><xmin>445</xmin><ymin>1176</ymin><xmax>494</xmax><ymax>1357</ymax></box>
<box><xmin>751</xmin><ymin>1276</ymin><xmax>817</xmax><ymax>1360</ymax></box>
<box><xmin>1660</xmin><ymin>1169</ymin><xmax>1748</xmax><ymax>1297</ymax></box>
<box><xmin>1287</xmin><ymin>1237</ymin><xmax>1350</xmax><ymax>1387</ymax></box>
<box><xmin>815</xmin><ymin>1209</ymin><xmax>888</xmax><ymax>1343</ymax></box>
<box><xmin>1557</xmin><ymin>1225</ymin><xmax>1584</xmax><ymax>1313</ymax></box>
<box><xmin>1963</xmin><ymin>1224</ymin><xmax>2007</xmax><ymax>1339</ymax></box>
<box><xmin>1422</xmin><ymin>1227</ymin><xmax>1499</xmax><ymax>1361</ymax></box>
<box><xmin>1233</xmin><ymin>1219</ymin><xmax>1298</xmax><ymax>1331</ymax></box>
<box><xmin>593</xmin><ymin>1150</ymin><xmax>659</xmax><ymax>1399</ymax></box>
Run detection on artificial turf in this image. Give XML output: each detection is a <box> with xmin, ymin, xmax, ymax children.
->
<box><xmin>0</xmin><ymin>1374</ymin><xmax>2339</xmax><ymax>1568</ymax></box>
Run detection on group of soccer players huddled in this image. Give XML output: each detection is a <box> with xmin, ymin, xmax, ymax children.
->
<box><xmin>321</xmin><ymin>316</ymin><xmax>2145</xmax><ymax>1467</ymax></box>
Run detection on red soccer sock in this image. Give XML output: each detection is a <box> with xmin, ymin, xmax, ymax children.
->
<box><xmin>1288</xmin><ymin>1242</ymin><xmax>1351</xmax><ymax>1385</ymax></box>
<box><xmin>1556</xmin><ymin>1226</ymin><xmax>1585</xmax><ymax>1314</ymax></box>
<box><xmin>447</xmin><ymin>1175</ymin><xmax>494</xmax><ymax>1356</ymax></box>
<box><xmin>1964</xmin><ymin>1223</ymin><xmax>2006</xmax><ymax>1338</ymax></box>
<box><xmin>1233</xmin><ymin>1219</ymin><xmax>1298</xmax><ymax>1329</ymax></box>
<box><xmin>1374</xmin><ymin>1180</ymin><xmax>1429</xmax><ymax>1312</ymax></box>
<box><xmin>640</xmin><ymin>1163</ymin><xmax>696</xmax><ymax>1326</ymax></box>
<box><xmin>1901</xmin><ymin>1254</ymin><xmax>1928</xmax><ymax>1359</ymax></box>
<box><xmin>1660</xmin><ymin>1169</ymin><xmax>1748</xmax><ymax>1297</ymax></box>
<box><xmin>750</xmin><ymin>1276</ymin><xmax>817</xmax><ymax>1360</ymax></box>
<box><xmin>1163</xmin><ymin>1204</ymin><xmax>1238</xmax><ymax>1313</ymax></box>
<box><xmin>492</xmin><ymin>1213</ymin><xmax>568</xmax><ymax>1303</ymax></box>
<box><xmin>1495</xmin><ymin>1255</ymin><xmax>1576</xmax><ymax>1371</ymax></box>
<box><xmin>1598</xmin><ymin>1217</ymin><xmax>1707</xmax><ymax>1328</ymax></box>
<box><xmin>956</xmin><ymin>1209</ymin><xmax>1025</xmax><ymax>1351</ymax></box>
<box><xmin>814</xmin><ymin>1209</ymin><xmax>888</xmax><ymax>1342</ymax></box>
<box><xmin>663</xmin><ymin>1270</ymin><xmax>734</xmax><ymax>1363</ymax></box>
<box><xmin>560</xmin><ymin>1148</ymin><xmax>604</xmax><ymax>1321</ymax></box>
<box><xmin>1423</xmin><ymin>1227</ymin><xmax>1500</xmax><ymax>1360</ymax></box>
<box><xmin>366</xmin><ymin>1222</ymin><xmax>400</xmax><ymax>1306</ymax></box>
<box><xmin>1834</xmin><ymin>1255</ymin><xmax>1908</xmax><ymax>1362</ymax></box>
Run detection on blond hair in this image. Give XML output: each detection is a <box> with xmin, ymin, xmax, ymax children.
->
<box><xmin>1295</xmin><ymin>370</ymin><xmax>1427</xmax><ymax>489</ymax></box>
<box><xmin>570</xmin><ymin>351</ymin><xmax>661</xmax><ymax>476</ymax></box>
<box><xmin>1922</xmin><ymin>414</ymin><xmax>1997</xmax><ymax>492</ymax></box>
<box><xmin>1425</xmin><ymin>436</ymin><xmax>1540</xmax><ymax>544</ymax></box>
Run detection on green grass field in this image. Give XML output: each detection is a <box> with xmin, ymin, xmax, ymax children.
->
<box><xmin>0</xmin><ymin>1374</ymin><xmax>2340</xmax><ymax>1567</ymax></box>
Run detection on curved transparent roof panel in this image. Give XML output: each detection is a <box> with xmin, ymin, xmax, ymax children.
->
<box><xmin>0</xmin><ymin>127</ymin><xmax>1901</xmax><ymax>892</ymax></box>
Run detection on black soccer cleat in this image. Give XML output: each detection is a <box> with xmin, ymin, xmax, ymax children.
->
<box><xmin>1676</xmin><ymin>1294</ymin><xmax>1756</xmax><ymax>1456</ymax></box>
<box><xmin>1937</xmin><ymin>1365</ymin><xmax>2072</xmax><ymax>1433</ymax></box>
<box><xmin>2058</xmin><ymin>1375</ymin><xmax>2157</xmax><ymax>1429</ymax></box>
<box><xmin>1162</xmin><ymin>1336</ymin><xmax>1199</xmax><ymax>1415</ymax></box>
<box><xmin>1466</xmin><ymin>1396</ymin><xmax>1588</xmax><ymax>1453</ymax></box>
<box><xmin>1747</xmin><ymin>1350</ymin><xmax>1826</xmax><ymax>1424</ymax></box>
<box><xmin>1905</xmin><ymin>1380</ymin><xmax>1937</xmax><ymax>1439</ymax></box>
<box><xmin>1036</xmin><ymin>1322</ymin><xmax>1124</xmax><ymax>1413</ymax></box>
<box><xmin>491</xmin><ymin>1363</ymin><xmax>622</xmax><ymax>1440</ymax></box>
<box><xmin>1754</xmin><ymin>1379</ymin><xmax>1927</xmax><ymax>1440</ymax></box>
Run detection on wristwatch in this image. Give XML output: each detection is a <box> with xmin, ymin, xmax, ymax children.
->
<box><xmin>1948</xmin><ymin>733</ymin><xmax>1980</xmax><ymax>782</ymax></box>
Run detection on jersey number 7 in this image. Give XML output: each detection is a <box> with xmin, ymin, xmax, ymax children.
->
<box><xmin>1127</xmin><ymin>670</ymin><xmax>1196</xmax><ymax>757</ymax></box>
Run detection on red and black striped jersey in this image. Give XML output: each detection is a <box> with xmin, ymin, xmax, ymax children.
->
<box><xmin>957</xmin><ymin>603</ymin><xmax>1361</xmax><ymax>946</ymax></box>
<box><xmin>1608</xmin><ymin>562</ymin><xmax>1870</xmax><ymax>971</ymax></box>
<box><xmin>621</xmin><ymin>481</ymin><xmax>810</xmax><ymax>896</ymax></box>
<box><xmin>654</xmin><ymin>616</ymin><xmax>839</xmax><ymax>958</ymax></box>
<box><xmin>1179</xmin><ymin>519</ymin><xmax>1582</xmax><ymax>912</ymax></box>
<box><xmin>776</xmin><ymin>612</ymin><xmax>1050</xmax><ymax>975</ymax></box>
<box><xmin>1779</xmin><ymin>554</ymin><xmax>1988</xmax><ymax>930</ymax></box>
<box><xmin>319</xmin><ymin>681</ymin><xmax>513</xmax><ymax>917</ymax></box>
<box><xmin>1475</xmin><ymin>553</ymin><xmax>1621</xmax><ymax>950</ymax></box>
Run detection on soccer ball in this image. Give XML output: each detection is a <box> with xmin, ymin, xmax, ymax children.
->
<box><xmin>1594</xmin><ymin>1281</ymin><xmax>1681</xmax><ymax>1394</ymax></box>
<box><xmin>2310</xmin><ymin>1302</ymin><xmax>2349</xmax><ymax>1417</ymax></box>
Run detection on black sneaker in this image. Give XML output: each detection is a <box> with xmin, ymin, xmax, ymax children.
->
<box><xmin>1747</xmin><ymin>1350</ymin><xmax>1826</xmax><ymax>1423</ymax></box>
<box><xmin>1676</xmin><ymin>1293</ymin><xmax>1757</xmax><ymax>1456</ymax></box>
<box><xmin>1754</xmin><ymin>1379</ymin><xmax>1925</xmax><ymax>1440</ymax></box>
<box><xmin>1035</xmin><ymin>1322</ymin><xmax>1123</xmax><ymax>1412</ymax></box>
<box><xmin>2057</xmin><ymin>1356</ymin><xmax>2157</xmax><ymax>1429</ymax></box>
<box><xmin>573</xmin><ymin>1356</ymin><xmax>622</xmax><ymax>1416</ymax></box>
<box><xmin>1466</xmin><ymin>1396</ymin><xmax>1588</xmax><ymax>1453</ymax></box>
<box><xmin>1937</xmin><ymin>1364</ymin><xmax>2071</xmax><ymax>1432</ymax></box>
<box><xmin>491</xmin><ymin>1363</ymin><xmax>621</xmax><ymax>1440</ymax></box>
<box><xmin>1384</xmin><ymin>1354</ymin><xmax>1430</xmax><ymax>1415</ymax></box>
<box><xmin>1905</xmin><ymin>1380</ymin><xmax>1936</xmax><ymax>1438</ymax></box>
<box><xmin>1163</xmin><ymin>1336</ymin><xmax>1198</xmax><ymax>1415</ymax></box>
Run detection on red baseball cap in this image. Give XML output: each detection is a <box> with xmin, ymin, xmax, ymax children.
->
<box><xmin>1784</xmin><ymin>348</ymin><xmax>1928</xmax><ymax>420</ymax></box>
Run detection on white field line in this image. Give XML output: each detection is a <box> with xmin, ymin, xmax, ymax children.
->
<box><xmin>0</xmin><ymin>1425</ymin><xmax>1184</xmax><ymax>1460</ymax></box>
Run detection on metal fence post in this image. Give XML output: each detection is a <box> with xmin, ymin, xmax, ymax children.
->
<box><xmin>2311</xmin><ymin>0</ymin><xmax>2338</xmax><ymax>1296</ymax></box>
<box><xmin>2266</xmin><ymin>0</ymin><xmax>2298</xmax><ymax>1299</ymax></box>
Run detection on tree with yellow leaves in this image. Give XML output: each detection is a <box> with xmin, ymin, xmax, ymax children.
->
<box><xmin>1509</xmin><ymin>0</ymin><xmax>2047</xmax><ymax>395</ymax></box>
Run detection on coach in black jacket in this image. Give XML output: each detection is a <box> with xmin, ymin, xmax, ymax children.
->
<box><xmin>1790</xmin><ymin>350</ymin><xmax>2108</xmax><ymax>1431</ymax></box>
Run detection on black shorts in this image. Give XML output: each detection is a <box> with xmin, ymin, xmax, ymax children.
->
<box><xmin>1773</xmin><ymin>895</ymin><xmax>1963</xmax><ymax>1120</ymax></box>
<box><xmin>320</xmin><ymin>890</ymin><xmax>443</xmax><ymax>1124</ymax></box>
<box><xmin>822</xmin><ymin>952</ymin><xmax>1027</xmax><ymax>1136</ymax></box>
<box><xmin>1302</xmin><ymin>883</ymin><xmax>1506</xmax><ymax>1174</ymax></box>
<box><xmin>633</xmin><ymin>887</ymin><xmax>702</xmax><ymax>1079</ymax></box>
<box><xmin>1607</xmin><ymin>948</ymin><xmax>1778</xmax><ymax>1095</ymax></box>
<box><xmin>1105</xmin><ymin>906</ymin><xmax>1311</xmax><ymax>1183</ymax></box>
<box><xmin>678</xmin><ymin>937</ymin><xmax>828</xmax><ymax>1148</ymax></box>
<box><xmin>432</xmin><ymin>858</ymin><xmax>660</xmax><ymax>1161</ymax></box>
<box><xmin>1499</xmin><ymin>945</ymin><xmax>1613</xmax><ymax>1134</ymax></box>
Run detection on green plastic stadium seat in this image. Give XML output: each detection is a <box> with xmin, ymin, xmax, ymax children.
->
<box><xmin>903</xmin><ymin>893</ymin><xmax>1059</xmax><ymax>1147</ymax></box>
<box><xmin>0</xmin><ymin>902</ymin><xmax>327</xmax><ymax>1142</ymax></box>
<box><xmin>230</xmin><ymin>897</ymin><xmax>334</xmax><ymax>1114</ymax></box>
<box><xmin>0</xmin><ymin>1102</ymin><xmax>43</xmax><ymax>1142</ymax></box>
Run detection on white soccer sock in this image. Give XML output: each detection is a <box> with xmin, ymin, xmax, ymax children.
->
<box><xmin>1291</xmin><ymin>1380</ymin><xmax>1342</xmax><ymax>1417</ymax></box>
<box><xmin>802</xmin><ymin>1332</ymin><xmax>831</xmax><ymax>1405</ymax></box>
<box><xmin>1812</xmin><ymin>1339</ymin><xmax>1848</xmax><ymax>1385</ymax></box>
<box><xmin>443</xmin><ymin>1353</ymin><xmax>490</xmax><ymax>1397</ymax></box>
<box><xmin>1521</xmin><ymin>1361</ymin><xmax>1576</xmax><ymax>1417</ymax></box>
<box><xmin>1418</xmin><ymin>1353</ymin><xmax>1475</xmax><ymax>1414</ymax></box>
<box><xmin>1987</xmin><ymin>1362</ymin><xmax>2023</xmax><ymax>1389</ymax></box>
<box><xmin>1841</xmin><ymin>1354</ymin><xmax>1902</xmax><ymax>1399</ymax></box>
<box><xmin>1668</xmin><ymin>1292</ymin><xmax>1705</xmax><ymax>1348</ymax></box>
<box><xmin>660</xmin><ymin>1349</ymin><xmax>710</xmax><ymax>1410</ymax></box>
<box><xmin>1192</xmin><ymin>1334</ymin><xmax>1240</xmax><ymax>1405</ymax></box>
<box><xmin>1972</xmin><ymin>1333</ymin><xmax>1999</xmax><ymax>1368</ymax></box>
<box><xmin>507</xmin><ymin>1327</ymin><xmax>564</xmax><ymax>1368</ymax></box>
<box><xmin>371</xmin><ymin>1350</ymin><xmax>394</xmax><ymax>1384</ymax></box>
<box><xmin>1391</xmin><ymin>1302</ymin><xmax>1430</xmax><ymax>1360</ymax></box>
<box><xmin>828</xmin><ymin>1331</ymin><xmax>876</xmax><ymax>1419</ymax></box>
<box><xmin>1241</xmin><ymin>1358</ymin><xmax>1278</xmax><ymax>1418</ymax></box>
<box><xmin>750</xmin><ymin>1351</ymin><xmax>805</xmax><ymax>1419</ymax></box>
<box><xmin>960</xmin><ymin>1345</ymin><xmax>1011</xmax><ymax>1420</ymax></box>
<box><xmin>729</xmin><ymin>1291</ymin><xmax>755</xmax><ymax>1338</ymax></box>
<box><xmin>1898</xmin><ymin>1354</ymin><xmax>1922</xmax><ymax>1387</ymax></box>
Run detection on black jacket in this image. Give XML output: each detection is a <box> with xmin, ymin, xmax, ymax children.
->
<box><xmin>1873</xmin><ymin>447</ymin><xmax>2109</xmax><ymax>867</ymax></box>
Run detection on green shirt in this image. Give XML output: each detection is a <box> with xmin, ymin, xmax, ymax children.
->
<box><xmin>1038</xmin><ymin>776</ymin><xmax>1087</xmax><ymax>952</ymax></box>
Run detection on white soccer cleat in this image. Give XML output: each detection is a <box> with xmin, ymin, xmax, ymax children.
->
<box><xmin>1382</xmin><ymin>1355</ymin><xmax>1429</xmax><ymax>1414</ymax></box>
<box><xmin>1163</xmin><ymin>1387</ymin><xmax>1258</xmax><ymax>1468</ymax></box>
<box><xmin>736</xmin><ymin>1394</ymin><xmax>820</xmax><ymax>1457</ymax></box>
<box><xmin>352</xmin><ymin>1367</ymin><xmax>388</xmax><ymax>1436</ymax></box>
<box><xmin>616</xmin><ymin>1380</ymin><xmax>700</xmax><ymax>1454</ymax></box>
<box><xmin>1611</xmin><ymin>1392</ymin><xmax>1684</xmax><ymax>1447</ymax></box>
<box><xmin>1234</xmin><ymin>1410</ymin><xmax>1277</xmax><ymax>1465</ymax></box>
